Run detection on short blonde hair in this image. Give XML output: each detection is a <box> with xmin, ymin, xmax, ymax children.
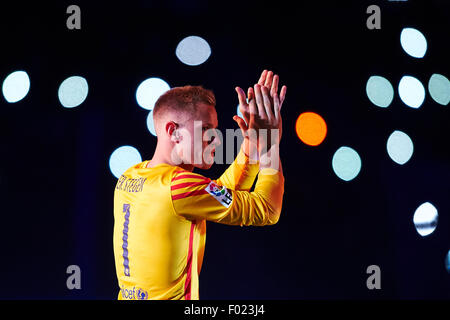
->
<box><xmin>153</xmin><ymin>85</ymin><xmax>216</xmax><ymax>123</ymax></box>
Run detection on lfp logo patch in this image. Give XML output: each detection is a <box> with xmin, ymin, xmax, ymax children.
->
<box><xmin>205</xmin><ymin>181</ymin><xmax>233</xmax><ymax>208</ymax></box>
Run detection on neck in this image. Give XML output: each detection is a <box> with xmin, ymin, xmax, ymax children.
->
<box><xmin>147</xmin><ymin>143</ymin><xmax>194</xmax><ymax>172</ymax></box>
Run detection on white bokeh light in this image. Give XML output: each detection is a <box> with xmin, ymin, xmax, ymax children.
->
<box><xmin>176</xmin><ymin>35</ymin><xmax>211</xmax><ymax>66</ymax></box>
<box><xmin>2</xmin><ymin>70</ymin><xmax>30</xmax><ymax>103</ymax></box>
<box><xmin>413</xmin><ymin>202</ymin><xmax>438</xmax><ymax>237</ymax></box>
<box><xmin>386</xmin><ymin>130</ymin><xmax>414</xmax><ymax>165</ymax></box>
<box><xmin>109</xmin><ymin>145</ymin><xmax>142</xmax><ymax>179</ymax></box>
<box><xmin>332</xmin><ymin>146</ymin><xmax>362</xmax><ymax>182</ymax></box>
<box><xmin>400</xmin><ymin>28</ymin><xmax>427</xmax><ymax>58</ymax></box>
<box><xmin>366</xmin><ymin>76</ymin><xmax>394</xmax><ymax>108</ymax></box>
<box><xmin>58</xmin><ymin>76</ymin><xmax>89</xmax><ymax>108</ymax></box>
<box><xmin>428</xmin><ymin>73</ymin><xmax>450</xmax><ymax>106</ymax></box>
<box><xmin>136</xmin><ymin>77</ymin><xmax>170</xmax><ymax>110</ymax></box>
<box><xmin>398</xmin><ymin>76</ymin><xmax>425</xmax><ymax>109</ymax></box>
<box><xmin>147</xmin><ymin>109</ymin><xmax>157</xmax><ymax>136</ymax></box>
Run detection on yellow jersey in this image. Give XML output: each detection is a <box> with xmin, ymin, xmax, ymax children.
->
<box><xmin>113</xmin><ymin>148</ymin><xmax>284</xmax><ymax>300</ymax></box>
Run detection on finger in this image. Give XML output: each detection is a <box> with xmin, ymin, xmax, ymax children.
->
<box><xmin>280</xmin><ymin>85</ymin><xmax>287</xmax><ymax>107</ymax></box>
<box><xmin>261</xmin><ymin>86</ymin><xmax>274</xmax><ymax>121</ymax></box>
<box><xmin>254</xmin><ymin>84</ymin><xmax>267</xmax><ymax>120</ymax></box>
<box><xmin>236</xmin><ymin>86</ymin><xmax>250</xmax><ymax>123</ymax></box>
<box><xmin>233</xmin><ymin>115</ymin><xmax>248</xmax><ymax>133</ymax></box>
<box><xmin>271</xmin><ymin>74</ymin><xmax>279</xmax><ymax>98</ymax></box>
<box><xmin>247</xmin><ymin>87</ymin><xmax>253</xmax><ymax>103</ymax></box>
<box><xmin>258</xmin><ymin>70</ymin><xmax>268</xmax><ymax>86</ymax></box>
<box><xmin>264</xmin><ymin>70</ymin><xmax>273</xmax><ymax>88</ymax></box>
<box><xmin>273</xmin><ymin>91</ymin><xmax>281</xmax><ymax>122</ymax></box>
<box><xmin>248</xmin><ymin>87</ymin><xmax>258</xmax><ymax>119</ymax></box>
<box><xmin>235</xmin><ymin>86</ymin><xmax>248</xmax><ymax>107</ymax></box>
<box><xmin>240</xmin><ymin>104</ymin><xmax>250</xmax><ymax>125</ymax></box>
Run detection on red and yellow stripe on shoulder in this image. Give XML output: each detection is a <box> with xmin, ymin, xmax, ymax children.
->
<box><xmin>171</xmin><ymin>170</ymin><xmax>213</xmax><ymax>201</ymax></box>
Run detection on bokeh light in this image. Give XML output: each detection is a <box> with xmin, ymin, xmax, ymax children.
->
<box><xmin>398</xmin><ymin>76</ymin><xmax>425</xmax><ymax>109</ymax></box>
<box><xmin>175</xmin><ymin>35</ymin><xmax>211</xmax><ymax>66</ymax></box>
<box><xmin>295</xmin><ymin>112</ymin><xmax>327</xmax><ymax>146</ymax></box>
<box><xmin>147</xmin><ymin>109</ymin><xmax>157</xmax><ymax>137</ymax></box>
<box><xmin>428</xmin><ymin>73</ymin><xmax>450</xmax><ymax>106</ymax></box>
<box><xmin>2</xmin><ymin>70</ymin><xmax>30</xmax><ymax>103</ymax></box>
<box><xmin>386</xmin><ymin>130</ymin><xmax>414</xmax><ymax>165</ymax></box>
<box><xmin>136</xmin><ymin>77</ymin><xmax>170</xmax><ymax>110</ymax></box>
<box><xmin>332</xmin><ymin>146</ymin><xmax>362</xmax><ymax>181</ymax></box>
<box><xmin>366</xmin><ymin>76</ymin><xmax>394</xmax><ymax>108</ymax></box>
<box><xmin>413</xmin><ymin>202</ymin><xmax>438</xmax><ymax>237</ymax></box>
<box><xmin>58</xmin><ymin>76</ymin><xmax>89</xmax><ymax>108</ymax></box>
<box><xmin>446</xmin><ymin>250</ymin><xmax>450</xmax><ymax>274</ymax></box>
<box><xmin>109</xmin><ymin>145</ymin><xmax>142</xmax><ymax>179</ymax></box>
<box><xmin>400</xmin><ymin>27</ymin><xmax>427</xmax><ymax>58</ymax></box>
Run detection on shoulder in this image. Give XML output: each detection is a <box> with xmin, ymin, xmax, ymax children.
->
<box><xmin>171</xmin><ymin>170</ymin><xmax>212</xmax><ymax>185</ymax></box>
<box><xmin>170</xmin><ymin>170</ymin><xmax>216</xmax><ymax>201</ymax></box>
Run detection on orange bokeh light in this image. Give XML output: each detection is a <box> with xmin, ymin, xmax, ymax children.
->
<box><xmin>295</xmin><ymin>112</ymin><xmax>327</xmax><ymax>146</ymax></box>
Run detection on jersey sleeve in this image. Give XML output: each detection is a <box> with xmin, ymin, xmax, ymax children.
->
<box><xmin>170</xmin><ymin>168</ymin><xmax>284</xmax><ymax>226</ymax></box>
<box><xmin>214</xmin><ymin>146</ymin><xmax>259</xmax><ymax>191</ymax></box>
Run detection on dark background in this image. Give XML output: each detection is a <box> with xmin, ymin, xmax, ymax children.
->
<box><xmin>0</xmin><ymin>0</ymin><xmax>449</xmax><ymax>299</ymax></box>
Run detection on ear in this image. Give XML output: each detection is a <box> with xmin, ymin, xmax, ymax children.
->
<box><xmin>166</xmin><ymin>121</ymin><xmax>179</xmax><ymax>143</ymax></box>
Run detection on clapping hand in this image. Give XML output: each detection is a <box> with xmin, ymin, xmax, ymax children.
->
<box><xmin>234</xmin><ymin>70</ymin><xmax>287</xmax><ymax>160</ymax></box>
